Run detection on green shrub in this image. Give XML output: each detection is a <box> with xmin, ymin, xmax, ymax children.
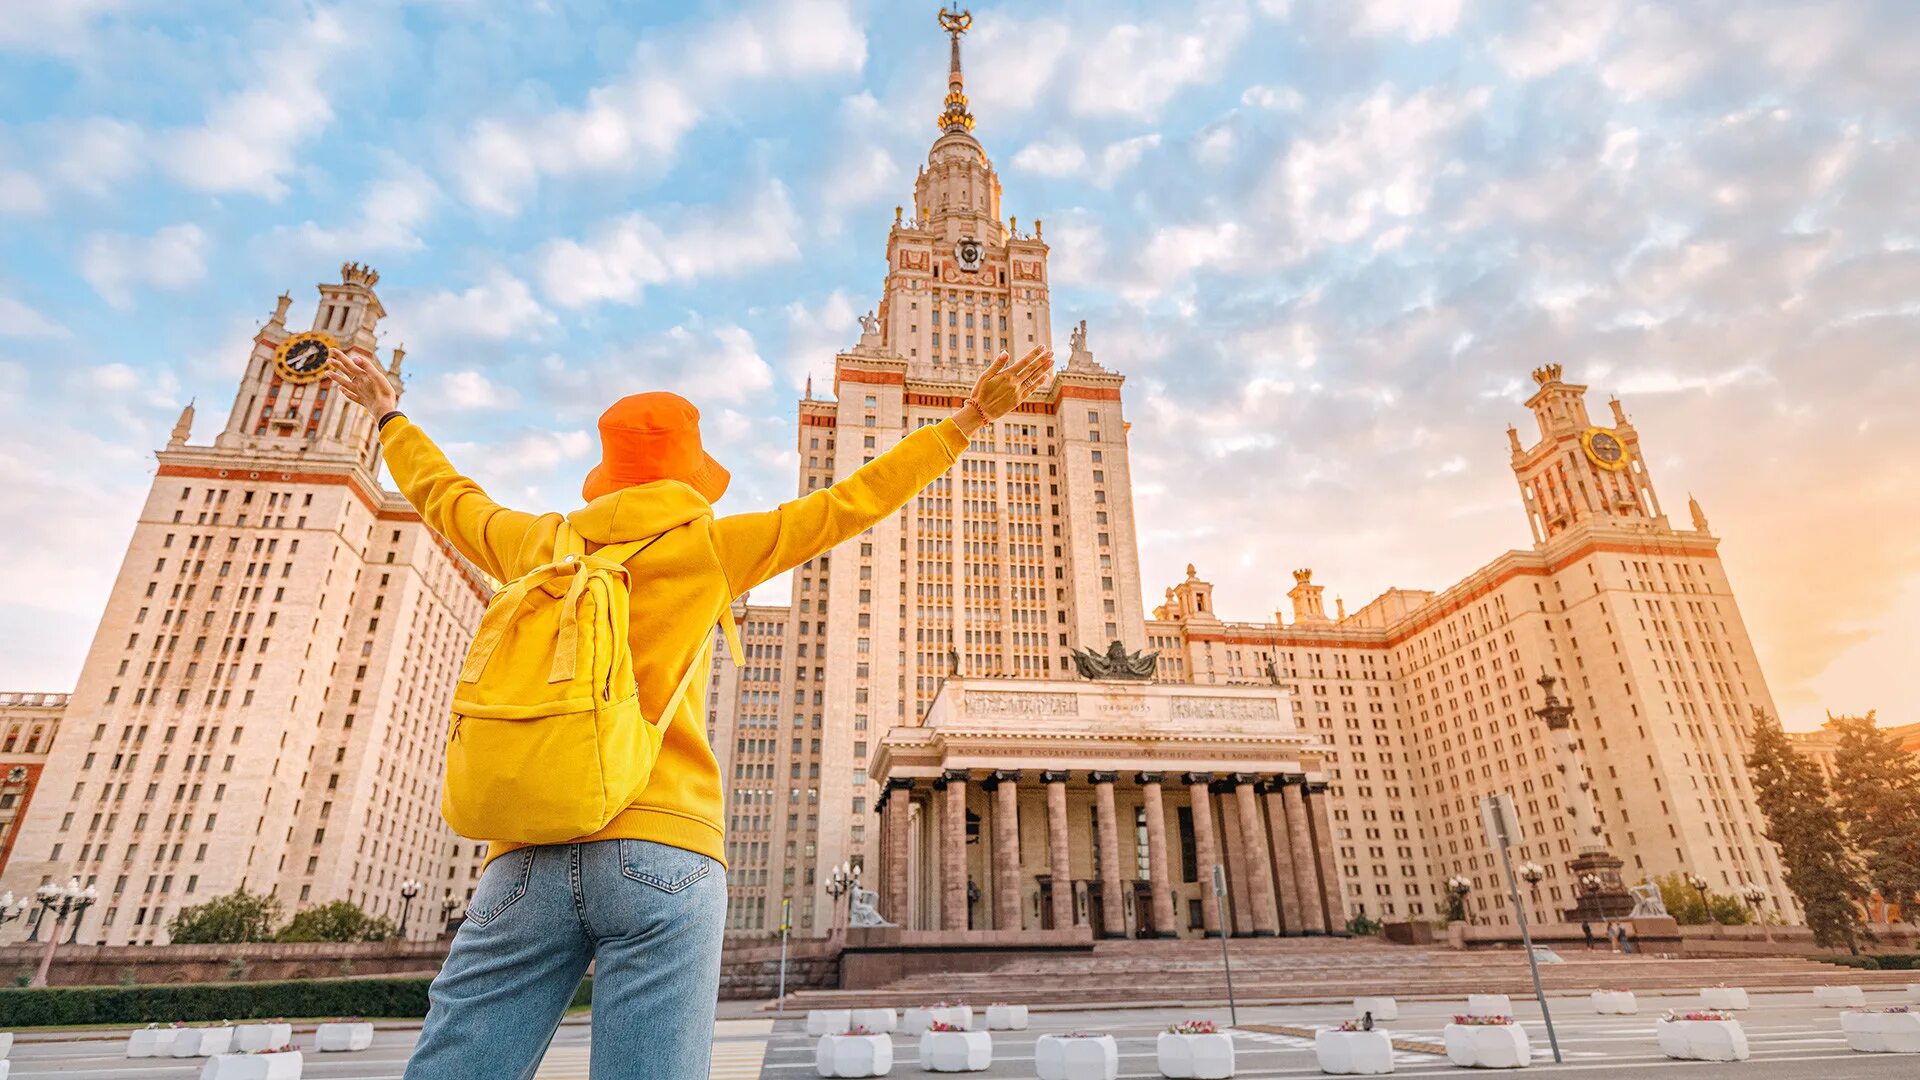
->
<box><xmin>0</xmin><ymin>978</ymin><xmax>434</xmax><ymax>1027</ymax></box>
<box><xmin>276</xmin><ymin>901</ymin><xmax>395</xmax><ymax>943</ymax></box>
<box><xmin>1823</xmin><ymin>955</ymin><xmax>1879</xmax><ymax>969</ymax></box>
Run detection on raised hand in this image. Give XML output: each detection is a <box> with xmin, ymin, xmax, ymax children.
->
<box><xmin>325</xmin><ymin>348</ymin><xmax>399</xmax><ymax>418</ymax></box>
<box><xmin>959</xmin><ymin>347</ymin><xmax>1053</xmax><ymax>432</ymax></box>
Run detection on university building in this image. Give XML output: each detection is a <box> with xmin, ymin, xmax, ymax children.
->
<box><xmin>704</xmin><ymin>9</ymin><xmax>1796</xmax><ymax>940</ymax></box>
<box><xmin>0</xmin><ymin>267</ymin><xmax>491</xmax><ymax>945</ymax></box>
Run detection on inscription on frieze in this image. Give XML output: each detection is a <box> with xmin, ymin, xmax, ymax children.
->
<box><xmin>1171</xmin><ymin>697</ymin><xmax>1280</xmax><ymax>721</ymax></box>
<box><xmin>965</xmin><ymin>691</ymin><xmax>1078</xmax><ymax>717</ymax></box>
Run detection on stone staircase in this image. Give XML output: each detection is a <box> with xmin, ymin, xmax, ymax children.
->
<box><xmin>777</xmin><ymin>936</ymin><xmax>1918</xmax><ymax>1011</ymax></box>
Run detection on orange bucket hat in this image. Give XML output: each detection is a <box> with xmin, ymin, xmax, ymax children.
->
<box><xmin>581</xmin><ymin>392</ymin><xmax>730</xmax><ymax>504</ymax></box>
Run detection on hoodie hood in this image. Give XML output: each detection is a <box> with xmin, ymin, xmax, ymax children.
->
<box><xmin>566</xmin><ymin>478</ymin><xmax>713</xmax><ymax>545</ymax></box>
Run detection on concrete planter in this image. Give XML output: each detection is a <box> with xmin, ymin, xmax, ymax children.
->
<box><xmin>1655</xmin><ymin>1019</ymin><xmax>1748</xmax><ymax>1061</ymax></box>
<box><xmin>1465</xmin><ymin>995</ymin><xmax>1513</xmax><ymax>1017</ymax></box>
<box><xmin>985</xmin><ymin>1004</ymin><xmax>1028</xmax><ymax>1031</ymax></box>
<box><xmin>0</xmin><ymin>1032</ymin><xmax>10</xmax><ymax>1058</ymax></box>
<box><xmin>1590</xmin><ymin>991</ymin><xmax>1637</xmax><ymax>1015</ymax></box>
<box><xmin>1158</xmin><ymin>1032</ymin><xmax>1235</xmax><ymax>1078</ymax></box>
<box><xmin>918</xmin><ymin>1030</ymin><xmax>991</xmax><ymax>1072</ymax></box>
<box><xmin>127</xmin><ymin>1028</ymin><xmax>177</xmax><ymax>1057</ymax></box>
<box><xmin>233</xmin><ymin>1023</ymin><xmax>293</xmax><ymax>1053</ymax></box>
<box><xmin>1814</xmin><ymin>986</ymin><xmax>1866</xmax><ymax>1008</ymax></box>
<box><xmin>1443</xmin><ymin>1023</ymin><xmax>1530</xmax><ymax>1069</ymax></box>
<box><xmin>903</xmin><ymin>1007</ymin><xmax>973</xmax><ymax>1035</ymax></box>
<box><xmin>815</xmin><ymin>1033</ymin><xmax>893</xmax><ymax>1077</ymax></box>
<box><xmin>1840</xmin><ymin>1011</ymin><xmax>1920</xmax><ymax>1053</ymax></box>
<box><xmin>1352</xmin><ymin>997</ymin><xmax>1398</xmax><ymax>1022</ymax></box>
<box><xmin>850</xmin><ymin>1009</ymin><xmax>897</xmax><ymax>1034</ymax></box>
<box><xmin>807</xmin><ymin>1009</ymin><xmax>854</xmax><ymax>1037</ymax></box>
<box><xmin>314</xmin><ymin>1023</ymin><xmax>374</xmax><ymax>1052</ymax></box>
<box><xmin>1699</xmin><ymin>987</ymin><xmax>1749</xmax><ymax>1010</ymax></box>
<box><xmin>199</xmin><ymin>1051</ymin><xmax>303</xmax><ymax>1080</ymax></box>
<box><xmin>1908</xmin><ymin>984</ymin><xmax>1919</xmax><ymax>1003</ymax></box>
<box><xmin>1035</xmin><ymin>1033</ymin><xmax>1118</xmax><ymax>1080</ymax></box>
<box><xmin>1313</xmin><ymin>1030</ymin><xmax>1391</xmax><ymax>1075</ymax></box>
<box><xmin>171</xmin><ymin>1028</ymin><xmax>235</xmax><ymax>1057</ymax></box>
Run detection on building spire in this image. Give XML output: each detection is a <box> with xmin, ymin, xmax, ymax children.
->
<box><xmin>169</xmin><ymin>399</ymin><xmax>196</xmax><ymax>449</ymax></box>
<box><xmin>936</xmin><ymin>4</ymin><xmax>975</xmax><ymax>133</ymax></box>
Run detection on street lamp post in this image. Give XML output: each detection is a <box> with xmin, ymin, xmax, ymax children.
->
<box><xmin>439</xmin><ymin>895</ymin><xmax>459</xmax><ymax>936</ymax></box>
<box><xmin>29</xmin><ymin>879</ymin><xmax>99</xmax><ymax>987</ymax></box>
<box><xmin>1739</xmin><ymin>884</ymin><xmax>1770</xmax><ymax>942</ymax></box>
<box><xmin>1518</xmin><ymin>862</ymin><xmax>1546</xmax><ymax>925</ymax></box>
<box><xmin>0</xmin><ymin>892</ymin><xmax>30</xmax><ymax>934</ymax></box>
<box><xmin>824</xmin><ymin>862</ymin><xmax>859</xmax><ymax>931</ymax></box>
<box><xmin>398</xmin><ymin>879</ymin><xmax>422</xmax><ymax>939</ymax></box>
<box><xmin>1447</xmin><ymin>875</ymin><xmax>1474</xmax><ymax>925</ymax></box>
<box><xmin>1687</xmin><ymin>873</ymin><xmax>1716</xmax><ymax>925</ymax></box>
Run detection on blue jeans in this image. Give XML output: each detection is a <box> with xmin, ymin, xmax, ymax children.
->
<box><xmin>406</xmin><ymin>839</ymin><xmax>727</xmax><ymax>1080</ymax></box>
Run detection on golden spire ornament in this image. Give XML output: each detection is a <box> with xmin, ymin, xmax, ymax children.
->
<box><xmin>937</xmin><ymin>4</ymin><xmax>975</xmax><ymax>133</ymax></box>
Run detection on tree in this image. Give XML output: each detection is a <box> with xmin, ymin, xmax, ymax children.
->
<box><xmin>276</xmin><ymin>900</ymin><xmax>396</xmax><ymax>943</ymax></box>
<box><xmin>1746</xmin><ymin>708</ymin><xmax>1869</xmax><ymax>951</ymax></box>
<box><xmin>1828</xmin><ymin>712</ymin><xmax>1920</xmax><ymax>921</ymax></box>
<box><xmin>167</xmin><ymin>887</ymin><xmax>281</xmax><ymax>945</ymax></box>
<box><xmin>1653</xmin><ymin>872</ymin><xmax>1750</xmax><ymax>926</ymax></box>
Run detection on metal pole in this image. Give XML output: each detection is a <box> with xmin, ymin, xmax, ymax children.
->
<box><xmin>776</xmin><ymin>897</ymin><xmax>791</xmax><ymax>1017</ymax></box>
<box><xmin>1211</xmin><ymin>864</ymin><xmax>1237</xmax><ymax>1028</ymax></box>
<box><xmin>30</xmin><ymin>907</ymin><xmax>64</xmax><ymax>988</ymax></box>
<box><xmin>1498</xmin><ymin>842</ymin><xmax>1561</xmax><ymax>1063</ymax></box>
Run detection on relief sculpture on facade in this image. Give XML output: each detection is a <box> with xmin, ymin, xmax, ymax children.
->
<box><xmin>1170</xmin><ymin>697</ymin><xmax>1280</xmax><ymax>721</ymax></box>
<box><xmin>964</xmin><ymin>691</ymin><xmax>1078</xmax><ymax>717</ymax></box>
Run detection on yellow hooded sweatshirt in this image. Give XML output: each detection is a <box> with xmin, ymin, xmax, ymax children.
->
<box><xmin>379</xmin><ymin>413</ymin><xmax>973</xmax><ymax>869</ymax></box>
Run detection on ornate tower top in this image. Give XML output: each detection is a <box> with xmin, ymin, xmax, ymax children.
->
<box><xmin>340</xmin><ymin>262</ymin><xmax>380</xmax><ymax>288</ymax></box>
<box><xmin>936</xmin><ymin>4</ymin><xmax>975</xmax><ymax>133</ymax></box>
<box><xmin>1531</xmin><ymin>363</ymin><xmax>1564</xmax><ymax>386</ymax></box>
<box><xmin>168</xmin><ymin>399</ymin><xmax>195</xmax><ymax>449</ymax></box>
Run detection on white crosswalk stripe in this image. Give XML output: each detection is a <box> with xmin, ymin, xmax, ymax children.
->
<box><xmin>533</xmin><ymin>1020</ymin><xmax>772</xmax><ymax>1079</ymax></box>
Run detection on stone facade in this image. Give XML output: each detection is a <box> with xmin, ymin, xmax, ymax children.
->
<box><xmin>0</xmin><ymin>268</ymin><xmax>491</xmax><ymax>945</ymax></box>
<box><xmin>0</xmin><ymin>692</ymin><xmax>64</xmax><ymax>876</ymax></box>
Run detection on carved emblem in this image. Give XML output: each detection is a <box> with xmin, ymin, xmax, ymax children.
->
<box><xmin>1171</xmin><ymin>697</ymin><xmax>1280</xmax><ymax>721</ymax></box>
<box><xmin>1070</xmin><ymin>640</ymin><xmax>1159</xmax><ymax>681</ymax></box>
<box><xmin>1012</xmin><ymin>260</ymin><xmax>1043</xmax><ymax>280</ymax></box>
<box><xmin>965</xmin><ymin>691</ymin><xmax>1077</xmax><ymax>717</ymax></box>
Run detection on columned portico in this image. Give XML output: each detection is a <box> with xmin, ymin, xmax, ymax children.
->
<box><xmin>1042</xmin><ymin>770</ymin><xmax>1073</xmax><ymax>930</ymax></box>
<box><xmin>1184</xmin><ymin>772</ymin><xmax>1223</xmax><ymax>938</ymax></box>
<box><xmin>1232</xmin><ymin>774</ymin><xmax>1281</xmax><ymax>936</ymax></box>
<box><xmin>1137</xmin><ymin>773</ymin><xmax>1177</xmax><ymax>938</ymax></box>
<box><xmin>1305</xmin><ymin>779</ymin><xmax>1346</xmax><ymax>931</ymax></box>
<box><xmin>937</xmin><ymin>769</ymin><xmax>969</xmax><ymax>931</ymax></box>
<box><xmin>1090</xmin><ymin>772</ymin><xmax>1126</xmax><ymax>938</ymax></box>
<box><xmin>872</xmin><ymin>676</ymin><xmax>1342</xmax><ymax>941</ymax></box>
<box><xmin>1280</xmin><ymin>775</ymin><xmax>1327</xmax><ymax>933</ymax></box>
<box><xmin>984</xmin><ymin>770</ymin><xmax>1022</xmax><ymax>930</ymax></box>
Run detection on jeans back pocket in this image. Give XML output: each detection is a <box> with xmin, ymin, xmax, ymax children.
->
<box><xmin>467</xmin><ymin>848</ymin><xmax>536</xmax><ymax>926</ymax></box>
<box><xmin>618</xmin><ymin>839</ymin><xmax>716</xmax><ymax>894</ymax></box>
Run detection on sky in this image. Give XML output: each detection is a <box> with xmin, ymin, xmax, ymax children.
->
<box><xmin>1</xmin><ymin>0</ymin><xmax>1916</xmax><ymax>731</ymax></box>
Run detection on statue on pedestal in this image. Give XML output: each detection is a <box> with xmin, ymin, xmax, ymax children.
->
<box><xmin>847</xmin><ymin>884</ymin><xmax>895</xmax><ymax>927</ymax></box>
<box><xmin>1627</xmin><ymin>879</ymin><xmax>1669</xmax><ymax>919</ymax></box>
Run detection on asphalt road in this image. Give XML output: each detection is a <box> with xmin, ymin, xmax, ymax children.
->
<box><xmin>3</xmin><ymin>989</ymin><xmax>1917</xmax><ymax>1077</ymax></box>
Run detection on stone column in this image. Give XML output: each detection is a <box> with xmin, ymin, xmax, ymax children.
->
<box><xmin>936</xmin><ymin>769</ymin><xmax>969</xmax><ymax>931</ymax></box>
<box><xmin>1280</xmin><ymin>775</ymin><xmax>1327</xmax><ymax>933</ymax></box>
<box><xmin>1305</xmin><ymin>779</ymin><xmax>1346</xmax><ymax>932</ymax></box>
<box><xmin>1215</xmin><ymin>781</ymin><xmax>1252</xmax><ymax>936</ymax></box>
<box><xmin>1041</xmin><ymin>771</ymin><xmax>1073</xmax><ymax>930</ymax></box>
<box><xmin>984</xmin><ymin>770</ymin><xmax>1022</xmax><ymax>931</ymax></box>
<box><xmin>883</xmin><ymin>778</ymin><xmax>914</xmax><ymax>923</ymax></box>
<box><xmin>1136</xmin><ymin>772</ymin><xmax>1177</xmax><ymax>938</ymax></box>
<box><xmin>1232</xmin><ymin>774</ymin><xmax>1281</xmax><ymax>936</ymax></box>
<box><xmin>1090</xmin><ymin>772</ymin><xmax>1126</xmax><ymax>938</ymax></box>
<box><xmin>1259</xmin><ymin>779</ymin><xmax>1304</xmax><ymax>934</ymax></box>
<box><xmin>1183</xmin><ymin>772</ymin><xmax>1224</xmax><ymax>938</ymax></box>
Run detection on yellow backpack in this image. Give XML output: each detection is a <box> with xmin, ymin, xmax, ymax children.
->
<box><xmin>442</xmin><ymin>522</ymin><xmax>720</xmax><ymax>844</ymax></box>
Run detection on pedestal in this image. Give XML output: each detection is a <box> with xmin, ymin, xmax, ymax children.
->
<box><xmin>1561</xmin><ymin>852</ymin><xmax>1635</xmax><ymax>921</ymax></box>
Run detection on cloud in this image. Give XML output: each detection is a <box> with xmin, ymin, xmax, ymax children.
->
<box><xmin>537</xmin><ymin>183</ymin><xmax>802</xmax><ymax>308</ymax></box>
<box><xmin>437</xmin><ymin>370</ymin><xmax>519</xmax><ymax>411</ymax></box>
<box><xmin>280</xmin><ymin>168</ymin><xmax>438</xmax><ymax>255</ymax></box>
<box><xmin>156</xmin><ymin>8</ymin><xmax>347</xmax><ymax>198</ymax></box>
<box><xmin>0</xmin><ymin>0</ymin><xmax>132</xmax><ymax>56</ymax></box>
<box><xmin>0</xmin><ymin>170</ymin><xmax>48</xmax><ymax>215</ymax></box>
<box><xmin>0</xmin><ymin>296</ymin><xmax>68</xmax><ymax>339</ymax></box>
<box><xmin>453</xmin><ymin>0</ymin><xmax>866</xmax><ymax>214</ymax></box>
<box><xmin>1012</xmin><ymin>139</ymin><xmax>1088</xmax><ymax>177</ymax></box>
<box><xmin>1013</xmin><ymin>134</ymin><xmax>1161</xmax><ymax>183</ymax></box>
<box><xmin>79</xmin><ymin>224</ymin><xmax>209</xmax><ymax>308</ymax></box>
<box><xmin>1345</xmin><ymin>0</ymin><xmax>1464</xmax><ymax>41</ymax></box>
<box><xmin>393</xmin><ymin>271</ymin><xmax>555</xmax><ymax>346</ymax></box>
<box><xmin>780</xmin><ymin>290</ymin><xmax>859</xmax><ymax>391</ymax></box>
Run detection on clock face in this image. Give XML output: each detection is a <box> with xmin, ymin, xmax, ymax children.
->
<box><xmin>1582</xmin><ymin>427</ymin><xmax>1628</xmax><ymax>471</ymax></box>
<box><xmin>273</xmin><ymin>332</ymin><xmax>337</xmax><ymax>384</ymax></box>
<box><xmin>954</xmin><ymin>238</ymin><xmax>984</xmax><ymax>272</ymax></box>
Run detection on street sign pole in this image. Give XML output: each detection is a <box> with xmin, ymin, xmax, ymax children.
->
<box><xmin>776</xmin><ymin>897</ymin><xmax>792</xmax><ymax>1017</ymax></box>
<box><xmin>1211</xmin><ymin>864</ymin><xmax>1238</xmax><ymax>1028</ymax></box>
<box><xmin>1481</xmin><ymin>793</ymin><xmax>1562</xmax><ymax>1064</ymax></box>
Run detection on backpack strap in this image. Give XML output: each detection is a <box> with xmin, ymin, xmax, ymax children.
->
<box><xmin>553</xmin><ymin>519</ymin><xmax>586</xmax><ymax>561</ymax></box>
<box><xmin>719</xmin><ymin>604</ymin><xmax>744</xmax><ymax>667</ymax></box>
<box><xmin>656</xmin><ymin>633</ymin><xmax>716</xmax><ymax>728</ymax></box>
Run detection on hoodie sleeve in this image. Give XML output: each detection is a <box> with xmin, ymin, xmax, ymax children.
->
<box><xmin>711</xmin><ymin>417</ymin><xmax>970</xmax><ymax>596</ymax></box>
<box><xmin>379</xmin><ymin>415</ymin><xmax>540</xmax><ymax>582</ymax></box>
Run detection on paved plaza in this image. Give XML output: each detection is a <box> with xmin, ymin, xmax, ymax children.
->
<box><xmin>2</xmin><ymin>989</ymin><xmax>1918</xmax><ymax>1077</ymax></box>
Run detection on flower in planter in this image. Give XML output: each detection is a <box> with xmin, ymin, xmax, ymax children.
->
<box><xmin>928</xmin><ymin>1021</ymin><xmax>965</xmax><ymax>1033</ymax></box>
<box><xmin>252</xmin><ymin>1045</ymin><xmax>299</xmax><ymax>1055</ymax></box>
<box><xmin>1450</xmin><ymin>1015</ymin><xmax>1514</xmax><ymax>1026</ymax></box>
<box><xmin>1168</xmin><ymin>1020</ymin><xmax>1218</xmax><ymax>1035</ymax></box>
<box><xmin>170</xmin><ymin>1021</ymin><xmax>188</xmax><ymax>1029</ymax></box>
<box><xmin>1871</xmin><ymin>1006</ymin><xmax>1912</xmax><ymax>1014</ymax></box>
<box><xmin>1662</xmin><ymin>1010</ymin><xmax>1731</xmax><ymax>1022</ymax></box>
<box><xmin>1336</xmin><ymin>1019</ymin><xmax>1371</xmax><ymax>1033</ymax></box>
<box><xmin>1061</xmin><ymin>1031</ymin><xmax>1108</xmax><ymax>1039</ymax></box>
<box><xmin>841</xmin><ymin>1026</ymin><xmax>874</xmax><ymax>1037</ymax></box>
